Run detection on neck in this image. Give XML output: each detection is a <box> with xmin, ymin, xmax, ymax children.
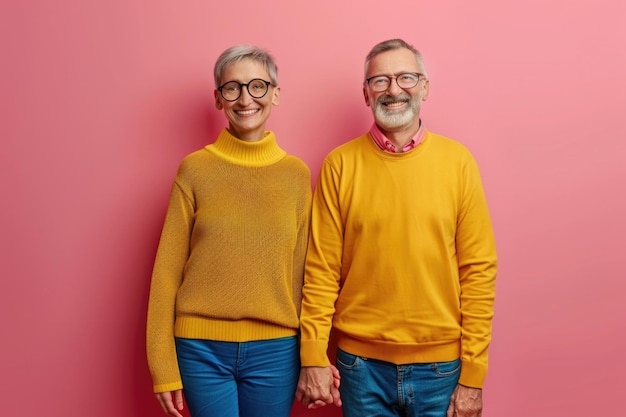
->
<box><xmin>227</xmin><ymin>126</ymin><xmax>266</xmax><ymax>143</ymax></box>
<box><xmin>377</xmin><ymin>119</ymin><xmax>421</xmax><ymax>152</ymax></box>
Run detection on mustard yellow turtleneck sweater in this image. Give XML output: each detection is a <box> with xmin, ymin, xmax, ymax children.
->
<box><xmin>146</xmin><ymin>129</ymin><xmax>312</xmax><ymax>393</ymax></box>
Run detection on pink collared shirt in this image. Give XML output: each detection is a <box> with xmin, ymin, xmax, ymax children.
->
<box><xmin>370</xmin><ymin>121</ymin><xmax>426</xmax><ymax>153</ymax></box>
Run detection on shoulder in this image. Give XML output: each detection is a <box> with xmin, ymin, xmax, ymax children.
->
<box><xmin>426</xmin><ymin>131</ymin><xmax>469</xmax><ymax>151</ymax></box>
<box><xmin>180</xmin><ymin>147</ymin><xmax>212</xmax><ymax>164</ymax></box>
<box><xmin>425</xmin><ymin>131</ymin><xmax>477</xmax><ymax>162</ymax></box>
<box><xmin>175</xmin><ymin>147</ymin><xmax>214</xmax><ymax>178</ymax></box>
<box><xmin>281</xmin><ymin>154</ymin><xmax>311</xmax><ymax>174</ymax></box>
<box><xmin>276</xmin><ymin>156</ymin><xmax>312</xmax><ymax>189</ymax></box>
<box><xmin>324</xmin><ymin>134</ymin><xmax>371</xmax><ymax>163</ymax></box>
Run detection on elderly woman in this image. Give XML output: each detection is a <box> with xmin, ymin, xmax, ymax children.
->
<box><xmin>146</xmin><ymin>44</ymin><xmax>311</xmax><ymax>417</ymax></box>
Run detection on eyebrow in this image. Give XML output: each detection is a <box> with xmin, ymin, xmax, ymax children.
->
<box><xmin>367</xmin><ymin>71</ymin><xmax>421</xmax><ymax>76</ymax></box>
<box><xmin>365</xmin><ymin>72</ymin><xmax>423</xmax><ymax>80</ymax></box>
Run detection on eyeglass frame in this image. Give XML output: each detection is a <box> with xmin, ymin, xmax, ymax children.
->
<box><xmin>217</xmin><ymin>79</ymin><xmax>274</xmax><ymax>102</ymax></box>
<box><xmin>364</xmin><ymin>72</ymin><xmax>425</xmax><ymax>92</ymax></box>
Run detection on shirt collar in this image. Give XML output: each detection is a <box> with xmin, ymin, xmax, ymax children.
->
<box><xmin>369</xmin><ymin>121</ymin><xmax>426</xmax><ymax>153</ymax></box>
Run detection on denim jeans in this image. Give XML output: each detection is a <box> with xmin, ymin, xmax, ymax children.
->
<box><xmin>175</xmin><ymin>336</ymin><xmax>299</xmax><ymax>417</ymax></box>
<box><xmin>336</xmin><ymin>348</ymin><xmax>461</xmax><ymax>417</ymax></box>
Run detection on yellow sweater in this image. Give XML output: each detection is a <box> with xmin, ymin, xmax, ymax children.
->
<box><xmin>147</xmin><ymin>129</ymin><xmax>311</xmax><ymax>393</ymax></box>
<box><xmin>300</xmin><ymin>131</ymin><xmax>497</xmax><ymax>388</ymax></box>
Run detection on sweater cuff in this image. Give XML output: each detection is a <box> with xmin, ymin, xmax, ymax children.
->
<box><xmin>153</xmin><ymin>380</ymin><xmax>183</xmax><ymax>394</ymax></box>
<box><xmin>300</xmin><ymin>340</ymin><xmax>330</xmax><ymax>367</ymax></box>
<box><xmin>458</xmin><ymin>359</ymin><xmax>488</xmax><ymax>388</ymax></box>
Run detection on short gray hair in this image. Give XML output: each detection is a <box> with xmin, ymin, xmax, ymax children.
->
<box><xmin>213</xmin><ymin>44</ymin><xmax>279</xmax><ymax>87</ymax></box>
<box><xmin>364</xmin><ymin>39</ymin><xmax>428</xmax><ymax>78</ymax></box>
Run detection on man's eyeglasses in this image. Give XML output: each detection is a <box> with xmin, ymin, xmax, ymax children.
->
<box><xmin>365</xmin><ymin>73</ymin><xmax>424</xmax><ymax>92</ymax></box>
<box><xmin>218</xmin><ymin>79</ymin><xmax>273</xmax><ymax>101</ymax></box>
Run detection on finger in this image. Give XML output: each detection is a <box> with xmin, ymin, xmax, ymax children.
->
<box><xmin>156</xmin><ymin>395</ymin><xmax>169</xmax><ymax>414</ymax></box>
<box><xmin>331</xmin><ymin>386</ymin><xmax>342</xmax><ymax>407</ymax></box>
<box><xmin>167</xmin><ymin>404</ymin><xmax>184</xmax><ymax>417</ymax></box>
<box><xmin>446</xmin><ymin>402</ymin><xmax>455</xmax><ymax>417</ymax></box>
<box><xmin>169</xmin><ymin>407</ymin><xmax>184</xmax><ymax>417</ymax></box>
<box><xmin>309</xmin><ymin>400</ymin><xmax>328</xmax><ymax>409</ymax></box>
<box><xmin>159</xmin><ymin>393</ymin><xmax>183</xmax><ymax>417</ymax></box>
<box><xmin>174</xmin><ymin>390</ymin><xmax>184</xmax><ymax>412</ymax></box>
<box><xmin>166</xmin><ymin>400</ymin><xmax>183</xmax><ymax>417</ymax></box>
<box><xmin>329</xmin><ymin>365</ymin><xmax>341</xmax><ymax>389</ymax></box>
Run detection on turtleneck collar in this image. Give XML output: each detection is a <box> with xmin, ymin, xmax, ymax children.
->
<box><xmin>206</xmin><ymin>129</ymin><xmax>287</xmax><ymax>167</ymax></box>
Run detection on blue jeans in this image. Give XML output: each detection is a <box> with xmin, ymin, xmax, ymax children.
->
<box><xmin>336</xmin><ymin>348</ymin><xmax>461</xmax><ymax>417</ymax></box>
<box><xmin>175</xmin><ymin>336</ymin><xmax>299</xmax><ymax>417</ymax></box>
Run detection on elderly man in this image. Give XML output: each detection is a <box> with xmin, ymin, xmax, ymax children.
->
<box><xmin>296</xmin><ymin>39</ymin><xmax>497</xmax><ymax>417</ymax></box>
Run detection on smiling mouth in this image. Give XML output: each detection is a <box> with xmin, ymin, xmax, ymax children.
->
<box><xmin>383</xmin><ymin>100</ymin><xmax>408</xmax><ymax>109</ymax></box>
<box><xmin>236</xmin><ymin>109</ymin><xmax>260</xmax><ymax>116</ymax></box>
<box><xmin>379</xmin><ymin>94</ymin><xmax>410</xmax><ymax>110</ymax></box>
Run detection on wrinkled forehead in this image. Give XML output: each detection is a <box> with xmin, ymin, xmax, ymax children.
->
<box><xmin>365</xmin><ymin>48</ymin><xmax>423</xmax><ymax>77</ymax></box>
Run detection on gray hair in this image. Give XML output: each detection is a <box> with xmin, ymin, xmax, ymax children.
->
<box><xmin>364</xmin><ymin>39</ymin><xmax>428</xmax><ymax>78</ymax></box>
<box><xmin>213</xmin><ymin>44</ymin><xmax>279</xmax><ymax>87</ymax></box>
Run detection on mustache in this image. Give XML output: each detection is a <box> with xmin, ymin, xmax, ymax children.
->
<box><xmin>377</xmin><ymin>93</ymin><xmax>412</xmax><ymax>105</ymax></box>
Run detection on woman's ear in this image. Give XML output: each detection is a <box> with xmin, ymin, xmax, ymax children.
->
<box><xmin>271</xmin><ymin>86</ymin><xmax>280</xmax><ymax>106</ymax></box>
<box><xmin>214</xmin><ymin>89</ymin><xmax>223</xmax><ymax>110</ymax></box>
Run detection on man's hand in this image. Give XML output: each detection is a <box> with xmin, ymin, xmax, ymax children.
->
<box><xmin>155</xmin><ymin>390</ymin><xmax>184</xmax><ymax>417</ymax></box>
<box><xmin>295</xmin><ymin>366</ymin><xmax>342</xmax><ymax>409</ymax></box>
<box><xmin>446</xmin><ymin>384</ymin><xmax>483</xmax><ymax>417</ymax></box>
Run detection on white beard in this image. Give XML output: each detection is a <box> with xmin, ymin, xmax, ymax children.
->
<box><xmin>373</xmin><ymin>95</ymin><xmax>420</xmax><ymax>131</ymax></box>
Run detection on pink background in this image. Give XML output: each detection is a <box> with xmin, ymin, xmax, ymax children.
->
<box><xmin>2</xmin><ymin>1</ymin><xmax>624</xmax><ymax>416</ymax></box>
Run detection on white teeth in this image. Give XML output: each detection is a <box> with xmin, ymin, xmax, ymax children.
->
<box><xmin>237</xmin><ymin>109</ymin><xmax>259</xmax><ymax>115</ymax></box>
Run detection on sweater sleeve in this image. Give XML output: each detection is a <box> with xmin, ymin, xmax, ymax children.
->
<box><xmin>146</xmin><ymin>177</ymin><xmax>195</xmax><ymax>393</ymax></box>
<box><xmin>455</xmin><ymin>155</ymin><xmax>497</xmax><ymax>388</ymax></box>
<box><xmin>299</xmin><ymin>158</ymin><xmax>343</xmax><ymax>366</ymax></box>
<box><xmin>292</xmin><ymin>173</ymin><xmax>312</xmax><ymax>318</ymax></box>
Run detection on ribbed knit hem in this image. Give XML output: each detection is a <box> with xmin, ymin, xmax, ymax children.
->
<box><xmin>459</xmin><ymin>359</ymin><xmax>488</xmax><ymax>388</ymax></box>
<box><xmin>206</xmin><ymin>129</ymin><xmax>287</xmax><ymax>167</ymax></box>
<box><xmin>153</xmin><ymin>380</ymin><xmax>183</xmax><ymax>394</ymax></box>
<box><xmin>300</xmin><ymin>339</ymin><xmax>331</xmax><ymax>367</ymax></box>
<box><xmin>336</xmin><ymin>331</ymin><xmax>461</xmax><ymax>365</ymax></box>
<box><xmin>175</xmin><ymin>316</ymin><xmax>298</xmax><ymax>342</ymax></box>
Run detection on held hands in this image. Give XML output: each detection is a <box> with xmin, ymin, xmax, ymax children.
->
<box><xmin>156</xmin><ymin>390</ymin><xmax>185</xmax><ymax>417</ymax></box>
<box><xmin>295</xmin><ymin>365</ymin><xmax>342</xmax><ymax>409</ymax></box>
<box><xmin>156</xmin><ymin>368</ymin><xmax>341</xmax><ymax>415</ymax></box>
<box><xmin>446</xmin><ymin>384</ymin><xmax>483</xmax><ymax>417</ymax></box>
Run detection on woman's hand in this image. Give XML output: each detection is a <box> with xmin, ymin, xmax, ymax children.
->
<box><xmin>155</xmin><ymin>390</ymin><xmax>185</xmax><ymax>417</ymax></box>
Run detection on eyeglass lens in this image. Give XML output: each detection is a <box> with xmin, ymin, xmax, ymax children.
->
<box><xmin>219</xmin><ymin>79</ymin><xmax>270</xmax><ymax>101</ymax></box>
<box><xmin>368</xmin><ymin>73</ymin><xmax>421</xmax><ymax>92</ymax></box>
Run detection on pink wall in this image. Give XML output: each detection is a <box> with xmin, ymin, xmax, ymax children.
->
<box><xmin>2</xmin><ymin>1</ymin><xmax>624</xmax><ymax>416</ymax></box>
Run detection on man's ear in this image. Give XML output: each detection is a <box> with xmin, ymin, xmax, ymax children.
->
<box><xmin>422</xmin><ymin>79</ymin><xmax>430</xmax><ymax>101</ymax></box>
<box><xmin>363</xmin><ymin>87</ymin><xmax>371</xmax><ymax>107</ymax></box>
<box><xmin>214</xmin><ymin>89</ymin><xmax>223</xmax><ymax>110</ymax></box>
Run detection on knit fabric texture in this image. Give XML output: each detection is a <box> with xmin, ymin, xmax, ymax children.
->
<box><xmin>147</xmin><ymin>129</ymin><xmax>311</xmax><ymax>393</ymax></box>
<box><xmin>299</xmin><ymin>131</ymin><xmax>497</xmax><ymax>388</ymax></box>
